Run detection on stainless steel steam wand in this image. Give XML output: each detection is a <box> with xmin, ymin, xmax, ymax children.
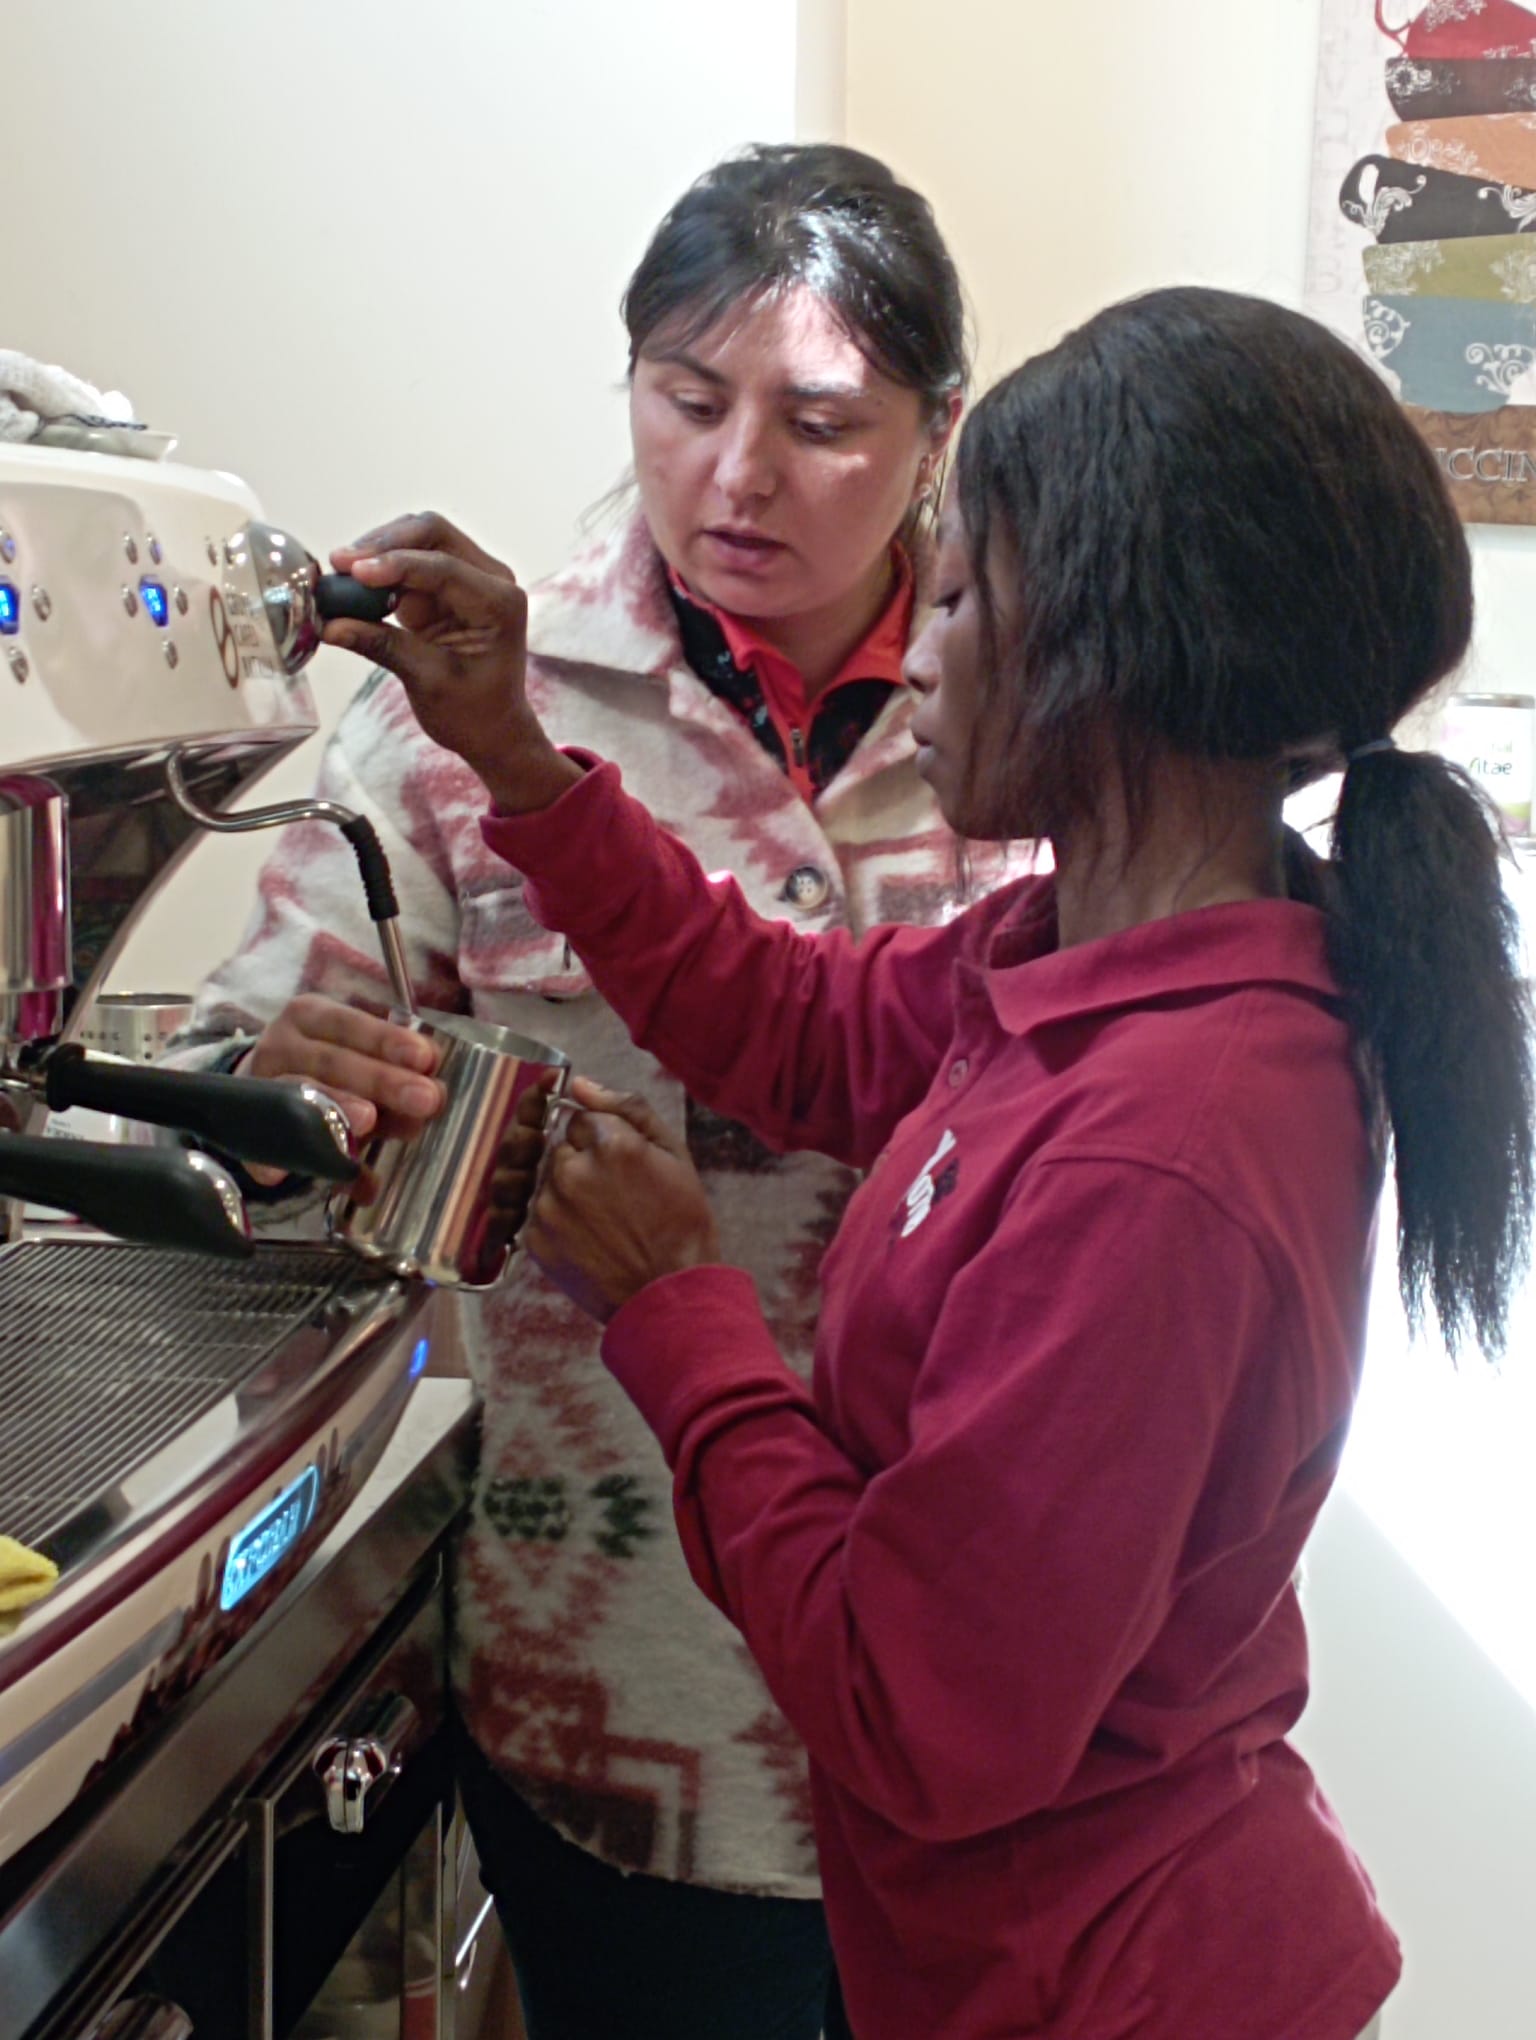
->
<box><xmin>164</xmin><ymin>751</ymin><xmax>419</xmax><ymax>1020</ymax></box>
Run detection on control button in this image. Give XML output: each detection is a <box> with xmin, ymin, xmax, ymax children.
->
<box><xmin>123</xmin><ymin>534</ymin><xmax>139</xmax><ymax>565</ymax></box>
<box><xmin>7</xmin><ymin>646</ymin><xmax>28</xmax><ymax>683</ymax></box>
<box><xmin>947</xmin><ymin>1057</ymin><xmax>970</xmax><ymax>1087</ymax></box>
<box><xmin>30</xmin><ymin>587</ymin><xmax>50</xmax><ymax>623</ymax></box>
<box><xmin>174</xmin><ymin>586</ymin><xmax>189</xmax><ymax>615</ymax></box>
<box><xmin>0</xmin><ymin>583</ymin><xmax>19</xmax><ymax>635</ymax></box>
<box><xmin>148</xmin><ymin>535</ymin><xmax>163</xmax><ymax>564</ymax></box>
<box><xmin>205</xmin><ymin>537</ymin><xmax>218</xmax><ymax>566</ymax></box>
<box><xmin>122</xmin><ymin>586</ymin><xmax>139</xmax><ymax>617</ymax></box>
<box><xmin>139</xmin><ymin>578</ymin><xmax>170</xmax><ymax>627</ymax></box>
<box><xmin>0</xmin><ymin>531</ymin><xmax>15</xmax><ymax>563</ymax></box>
<box><xmin>163</xmin><ymin>640</ymin><xmax>179</xmax><ymax>669</ymax></box>
<box><xmin>782</xmin><ymin>865</ymin><xmax>831</xmax><ymax>911</ymax></box>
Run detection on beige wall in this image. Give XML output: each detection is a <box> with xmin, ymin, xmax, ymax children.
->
<box><xmin>847</xmin><ymin>0</ymin><xmax>1323</xmax><ymax>386</ymax></box>
<box><xmin>845</xmin><ymin>0</ymin><xmax>1536</xmax><ymax>721</ymax></box>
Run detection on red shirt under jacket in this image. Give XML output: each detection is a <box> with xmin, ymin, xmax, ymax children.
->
<box><xmin>483</xmin><ymin>761</ymin><xmax>1401</xmax><ymax>2040</ymax></box>
<box><xmin>667</xmin><ymin>548</ymin><xmax>914</xmax><ymax>804</ymax></box>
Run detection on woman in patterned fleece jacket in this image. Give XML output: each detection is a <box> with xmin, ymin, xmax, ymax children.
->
<box><xmin>179</xmin><ymin>146</ymin><xmax>1013</xmax><ymax>2039</ymax></box>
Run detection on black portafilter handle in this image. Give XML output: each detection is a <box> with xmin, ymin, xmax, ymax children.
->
<box><xmin>314</xmin><ymin>574</ymin><xmax>398</xmax><ymax>625</ymax></box>
<box><xmin>0</xmin><ymin>1134</ymin><xmax>253</xmax><ymax>1259</ymax></box>
<box><xmin>41</xmin><ymin>1051</ymin><xmax>359</xmax><ymax>1183</ymax></box>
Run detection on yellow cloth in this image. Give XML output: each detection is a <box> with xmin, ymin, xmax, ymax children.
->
<box><xmin>0</xmin><ymin>1534</ymin><xmax>59</xmax><ymax>1613</ymax></box>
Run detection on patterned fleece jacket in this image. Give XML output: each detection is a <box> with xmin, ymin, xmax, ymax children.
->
<box><xmin>176</xmin><ymin>509</ymin><xmax>1016</xmax><ymax>1896</ymax></box>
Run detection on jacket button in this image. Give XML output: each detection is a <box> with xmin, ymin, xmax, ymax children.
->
<box><xmin>782</xmin><ymin>865</ymin><xmax>831</xmax><ymax>910</ymax></box>
<box><xmin>948</xmin><ymin>1058</ymin><xmax>969</xmax><ymax>1086</ymax></box>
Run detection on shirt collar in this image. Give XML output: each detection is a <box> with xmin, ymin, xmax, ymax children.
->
<box><xmin>666</xmin><ymin>545</ymin><xmax>915</xmax><ymax>701</ymax></box>
<box><xmin>981</xmin><ymin>886</ymin><xmax>1342</xmax><ymax>1038</ymax></box>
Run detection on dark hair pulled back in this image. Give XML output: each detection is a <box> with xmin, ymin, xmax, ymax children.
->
<box><xmin>957</xmin><ymin>285</ymin><xmax>1533</xmax><ymax>1357</ymax></box>
<box><xmin>621</xmin><ymin>143</ymin><xmax>968</xmax><ymax>420</ymax></box>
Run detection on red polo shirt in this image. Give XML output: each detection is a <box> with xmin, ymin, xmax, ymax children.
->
<box><xmin>484</xmin><ymin>762</ymin><xmax>1400</xmax><ymax>2040</ymax></box>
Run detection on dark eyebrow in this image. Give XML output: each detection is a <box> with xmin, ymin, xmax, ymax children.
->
<box><xmin>783</xmin><ymin>379</ymin><xmax>874</xmax><ymax>405</ymax></box>
<box><xmin>642</xmin><ymin>347</ymin><xmax>727</xmax><ymax>384</ymax></box>
<box><xmin>641</xmin><ymin>349</ymin><xmax>877</xmax><ymax>407</ymax></box>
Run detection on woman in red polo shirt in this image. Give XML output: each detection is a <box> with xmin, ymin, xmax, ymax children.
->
<box><xmin>180</xmin><ymin>146</ymin><xmax>1010</xmax><ymax>2039</ymax></box>
<box><xmin>320</xmin><ymin>286</ymin><xmax>1533</xmax><ymax>2038</ymax></box>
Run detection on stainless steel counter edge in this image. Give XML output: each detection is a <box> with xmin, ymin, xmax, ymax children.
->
<box><xmin>0</xmin><ymin>1378</ymin><xmax>480</xmax><ymax>2040</ymax></box>
<box><xmin>0</xmin><ymin>1263</ymin><xmax>427</xmax><ymax>1687</ymax></box>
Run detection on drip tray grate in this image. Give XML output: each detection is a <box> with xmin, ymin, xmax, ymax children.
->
<box><xmin>0</xmin><ymin>1240</ymin><xmax>366</xmax><ymax>1551</ymax></box>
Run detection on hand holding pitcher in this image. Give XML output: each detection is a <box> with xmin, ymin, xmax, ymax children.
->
<box><xmin>524</xmin><ymin>1078</ymin><xmax>721</xmax><ymax>1323</ymax></box>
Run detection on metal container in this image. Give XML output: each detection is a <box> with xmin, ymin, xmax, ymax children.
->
<box><xmin>0</xmin><ymin>773</ymin><xmax>69</xmax><ymax>1044</ymax></box>
<box><xmin>47</xmin><ymin>996</ymin><xmax>196</xmax><ymax>1149</ymax></box>
<box><xmin>329</xmin><ymin>1012</ymin><xmax>569</xmax><ymax>1289</ymax></box>
<box><xmin>74</xmin><ymin>992</ymin><xmax>193</xmax><ymax>1062</ymax></box>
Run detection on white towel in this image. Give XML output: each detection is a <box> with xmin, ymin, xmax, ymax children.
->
<box><xmin>0</xmin><ymin>350</ymin><xmax>134</xmax><ymax>444</ymax></box>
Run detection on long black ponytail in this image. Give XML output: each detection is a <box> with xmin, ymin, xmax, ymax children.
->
<box><xmin>957</xmin><ymin>285</ymin><xmax>1534</xmax><ymax>1357</ymax></box>
<box><xmin>1331</xmin><ymin>749</ymin><xmax>1533</xmax><ymax>1355</ymax></box>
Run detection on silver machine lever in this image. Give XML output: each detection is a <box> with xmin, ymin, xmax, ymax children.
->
<box><xmin>313</xmin><ymin>1692</ymin><xmax>421</xmax><ymax>1835</ymax></box>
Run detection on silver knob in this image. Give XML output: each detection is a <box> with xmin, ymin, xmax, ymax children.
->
<box><xmin>313</xmin><ymin>1692</ymin><xmax>421</xmax><ymax>1834</ymax></box>
<box><xmin>229</xmin><ymin>520</ymin><xmax>321</xmax><ymax>676</ymax></box>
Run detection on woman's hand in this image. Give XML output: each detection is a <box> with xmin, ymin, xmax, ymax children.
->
<box><xmin>524</xmin><ymin>1077</ymin><xmax>721</xmax><ymax>1323</ymax></box>
<box><xmin>239</xmin><ymin>995</ymin><xmax>444</xmax><ymax>1196</ymax></box>
<box><xmin>479</xmin><ymin>1074</ymin><xmax>562</xmax><ymax>1258</ymax></box>
<box><xmin>324</xmin><ymin>513</ymin><xmax>583</xmax><ymax>814</ymax></box>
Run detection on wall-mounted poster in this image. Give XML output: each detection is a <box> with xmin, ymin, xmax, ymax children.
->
<box><xmin>1308</xmin><ymin>0</ymin><xmax>1536</xmax><ymax>523</ymax></box>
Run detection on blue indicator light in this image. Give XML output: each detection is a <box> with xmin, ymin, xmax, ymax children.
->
<box><xmin>409</xmin><ymin>1336</ymin><xmax>430</xmax><ymax>1380</ymax></box>
<box><xmin>220</xmin><ymin>1464</ymin><xmax>321</xmax><ymax>1611</ymax></box>
<box><xmin>0</xmin><ymin>583</ymin><xmax>18</xmax><ymax>635</ymax></box>
<box><xmin>138</xmin><ymin>577</ymin><xmax>169</xmax><ymax>626</ymax></box>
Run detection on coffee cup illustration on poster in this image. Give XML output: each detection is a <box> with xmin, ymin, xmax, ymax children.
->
<box><xmin>1309</xmin><ymin>0</ymin><xmax>1536</xmax><ymax>522</ymax></box>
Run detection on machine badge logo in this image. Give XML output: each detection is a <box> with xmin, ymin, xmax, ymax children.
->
<box><xmin>897</xmin><ymin>1127</ymin><xmax>959</xmax><ymax>1238</ymax></box>
<box><xmin>209</xmin><ymin>588</ymin><xmax>240</xmax><ymax>687</ymax></box>
<box><xmin>220</xmin><ymin>1464</ymin><xmax>321</xmax><ymax>1610</ymax></box>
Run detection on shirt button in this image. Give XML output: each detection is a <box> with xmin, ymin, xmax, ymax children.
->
<box><xmin>783</xmin><ymin>864</ymin><xmax>831</xmax><ymax>911</ymax></box>
<box><xmin>948</xmin><ymin>1058</ymin><xmax>970</xmax><ymax>1087</ymax></box>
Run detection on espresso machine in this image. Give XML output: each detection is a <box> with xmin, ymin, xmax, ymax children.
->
<box><xmin>0</xmin><ymin>442</ymin><xmax>421</xmax><ymax>1226</ymax></box>
<box><xmin>0</xmin><ymin>441</ymin><xmax>482</xmax><ymax>2040</ymax></box>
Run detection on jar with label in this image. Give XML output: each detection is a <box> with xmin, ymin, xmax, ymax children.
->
<box><xmin>1438</xmin><ymin>693</ymin><xmax>1535</xmax><ymax>839</ymax></box>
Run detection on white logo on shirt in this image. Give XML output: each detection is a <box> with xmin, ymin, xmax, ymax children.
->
<box><xmin>900</xmin><ymin>1127</ymin><xmax>958</xmax><ymax>1237</ymax></box>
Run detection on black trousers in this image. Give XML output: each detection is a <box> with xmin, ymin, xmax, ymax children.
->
<box><xmin>457</xmin><ymin>1727</ymin><xmax>854</xmax><ymax>2039</ymax></box>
